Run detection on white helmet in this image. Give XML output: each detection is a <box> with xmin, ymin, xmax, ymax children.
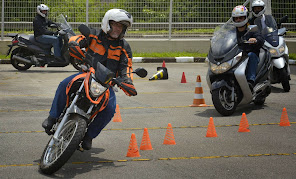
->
<box><xmin>37</xmin><ymin>4</ymin><xmax>49</xmax><ymax>18</ymax></box>
<box><xmin>252</xmin><ymin>0</ymin><xmax>266</xmax><ymax>17</ymax></box>
<box><xmin>101</xmin><ymin>9</ymin><xmax>133</xmax><ymax>39</ymax></box>
<box><xmin>231</xmin><ymin>5</ymin><xmax>249</xmax><ymax>27</ymax></box>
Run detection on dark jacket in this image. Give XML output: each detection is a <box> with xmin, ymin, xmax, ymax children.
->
<box><xmin>236</xmin><ymin>26</ymin><xmax>264</xmax><ymax>57</ymax></box>
<box><xmin>75</xmin><ymin>29</ymin><xmax>133</xmax><ymax>83</ymax></box>
<box><xmin>33</xmin><ymin>14</ymin><xmax>55</xmax><ymax>38</ymax></box>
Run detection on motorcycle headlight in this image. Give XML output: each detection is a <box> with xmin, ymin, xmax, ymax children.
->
<box><xmin>269</xmin><ymin>48</ymin><xmax>278</xmax><ymax>56</ymax></box>
<box><xmin>210</xmin><ymin>62</ymin><xmax>231</xmax><ymax>74</ymax></box>
<box><xmin>279</xmin><ymin>45</ymin><xmax>285</xmax><ymax>54</ymax></box>
<box><xmin>90</xmin><ymin>79</ymin><xmax>107</xmax><ymax>97</ymax></box>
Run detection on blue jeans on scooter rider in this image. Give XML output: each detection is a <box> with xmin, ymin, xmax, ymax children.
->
<box><xmin>33</xmin><ymin>6</ymin><xmax>63</xmax><ymax>61</ymax></box>
<box><xmin>42</xmin><ymin>8</ymin><xmax>136</xmax><ymax>150</ymax></box>
<box><xmin>232</xmin><ymin>6</ymin><xmax>264</xmax><ymax>88</ymax></box>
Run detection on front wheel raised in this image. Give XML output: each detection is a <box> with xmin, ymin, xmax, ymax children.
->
<box><xmin>39</xmin><ymin>115</ymin><xmax>87</xmax><ymax>175</ymax></box>
<box><xmin>212</xmin><ymin>87</ymin><xmax>237</xmax><ymax>116</ymax></box>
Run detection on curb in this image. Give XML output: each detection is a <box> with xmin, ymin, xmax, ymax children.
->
<box><xmin>1</xmin><ymin>58</ymin><xmax>295</xmax><ymax>64</ymax></box>
<box><xmin>0</xmin><ymin>57</ymin><xmax>206</xmax><ymax>64</ymax></box>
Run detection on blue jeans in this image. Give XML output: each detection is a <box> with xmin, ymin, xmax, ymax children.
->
<box><xmin>246</xmin><ymin>52</ymin><xmax>259</xmax><ymax>82</ymax></box>
<box><xmin>49</xmin><ymin>72</ymin><xmax>117</xmax><ymax>139</ymax></box>
<box><xmin>36</xmin><ymin>35</ymin><xmax>62</xmax><ymax>57</ymax></box>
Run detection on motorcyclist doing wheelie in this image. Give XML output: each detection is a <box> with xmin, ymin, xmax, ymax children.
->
<box><xmin>232</xmin><ymin>5</ymin><xmax>265</xmax><ymax>89</ymax></box>
<box><xmin>42</xmin><ymin>8</ymin><xmax>136</xmax><ymax>150</ymax></box>
<box><xmin>33</xmin><ymin>4</ymin><xmax>63</xmax><ymax>61</ymax></box>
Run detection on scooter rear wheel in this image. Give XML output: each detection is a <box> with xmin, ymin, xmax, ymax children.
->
<box><xmin>10</xmin><ymin>47</ymin><xmax>32</xmax><ymax>71</ymax></box>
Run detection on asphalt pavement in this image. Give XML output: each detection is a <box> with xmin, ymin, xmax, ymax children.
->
<box><xmin>0</xmin><ymin>63</ymin><xmax>296</xmax><ymax>178</ymax></box>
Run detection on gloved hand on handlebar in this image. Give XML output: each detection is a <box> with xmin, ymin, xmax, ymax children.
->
<box><xmin>115</xmin><ymin>77</ymin><xmax>137</xmax><ymax>96</ymax></box>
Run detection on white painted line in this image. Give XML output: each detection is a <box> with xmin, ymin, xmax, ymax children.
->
<box><xmin>132</xmin><ymin>57</ymin><xmax>143</xmax><ymax>63</ymax></box>
<box><xmin>175</xmin><ymin>57</ymin><xmax>194</xmax><ymax>63</ymax></box>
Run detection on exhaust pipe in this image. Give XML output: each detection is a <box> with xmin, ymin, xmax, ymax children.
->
<box><xmin>12</xmin><ymin>55</ymin><xmax>32</xmax><ymax>64</ymax></box>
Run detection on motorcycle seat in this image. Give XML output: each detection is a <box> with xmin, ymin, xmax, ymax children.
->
<box><xmin>29</xmin><ymin>36</ymin><xmax>52</xmax><ymax>50</ymax></box>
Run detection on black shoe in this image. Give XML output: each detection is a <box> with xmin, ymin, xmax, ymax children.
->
<box><xmin>55</xmin><ymin>56</ymin><xmax>64</xmax><ymax>62</ymax></box>
<box><xmin>42</xmin><ymin>116</ymin><xmax>57</xmax><ymax>135</ymax></box>
<box><xmin>247</xmin><ymin>80</ymin><xmax>255</xmax><ymax>92</ymax></box>
<box><xmin>81</xmin><ymin>135</ymin><xmax>93</xmax><ymax>150</ymax></box>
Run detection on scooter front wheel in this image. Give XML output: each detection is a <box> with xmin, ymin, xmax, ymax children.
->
<box><xmin>280</xmin><ymin>68</ymin><xmax>290</xmax><ymax>92</ymax></box>
<box><xmin>39</xmin><ymin>114</ymin><xmax>87</xmax><ymax>175</ymax></box>
<box><xmin>212</xmin><ymin>86</ymin><xmax>237</xmax><ymax>116</ymax></box>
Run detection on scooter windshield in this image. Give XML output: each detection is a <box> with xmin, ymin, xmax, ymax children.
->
<box><xmin>210</xmin><ymin>24</ymin><xmax>237</xmax><ymax>57</ymax></box>
<box><xmin>56</xmin><ymin>14</ymin><xmax>75</xmax><ymax>36</ymax></box>
<box><xmin>262</xmin><ymin>26</ymin><xmax>279</xmax><ymax>47</ymax></box>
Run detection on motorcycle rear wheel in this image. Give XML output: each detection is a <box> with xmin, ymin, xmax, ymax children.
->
<box><xmin>39</xmin><ymin>115</ymin><xmax>87</xmax><ymax>175</ymax></box>
<box><xmin>10</xmin><ymin>47</ymin><xmax>32</xmax><ymax>71</ymax></box>
<box><xmin>212</xmin><ymin>86</ymin><xmax>237</xmax><ymax>116</ymax></box>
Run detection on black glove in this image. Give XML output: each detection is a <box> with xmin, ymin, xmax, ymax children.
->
<box><xmin>116</xmin><ymin>77</ymin><xmax>137</xmax><ymax>96</ymax></box>
<box><xmin>54</xmin><ymin>31</ymin><xmax>59</xmax><ymax>36</ymax></box>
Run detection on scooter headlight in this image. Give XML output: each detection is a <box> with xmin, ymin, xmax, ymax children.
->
<box><xmin>90</xmin><ymin>79</ymin><xmax>107</xmax><ymax>97</ymax></box>
<box><xmin>210</xmin><ymin>62</ymin><xmax>231</xmax><ymax>74</ymax></box>
<box><xmin>269</xmin><ymin>48</ymin><xmax>278</xmax><ymax>56</ymax></box>
<box><xmin>279</xmin><ymin>45</ymin><xmax>285</xmax><ymax>54</ymax></box>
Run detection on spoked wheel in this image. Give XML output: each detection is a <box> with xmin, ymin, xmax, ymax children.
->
<box><xmin>280</xmin><ymin>68</ymin><xmax>290</xmax><ymax>92</ymax></box>
<box><xmin>212</xmin><ymin>86</ymin><xmax>237</xmax><ymax>116</ymax></box>
<box><xmin>70</xmin><ymin>56</ymin><xmax>83</xmax><ymax>71</ymax></box>
<box><xmin>10</xmin><ymin>47</ymin><xmax>32</xmax><ymax>71</ymax></box>
<box><xmin>39</xmin><ymin>115</ymin><xmax>87</xmax><ymax>175</ymax></box>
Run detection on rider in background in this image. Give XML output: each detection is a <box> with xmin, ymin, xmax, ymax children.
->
<box><xmin>249</xmin><ymin>0</ymin><xmax>277</xmax><ymax>30</ymax></box>
<box><xmin>232</xmin><ymin>5</ymin><xmax>264</xmax><ymax>89</ymax></box>
<box><xmin>42</xmin><ymin>9</ymin><xmax>136</xmax><ymax>150</ymax></box>
<box><xmin>33</xmin><ymin>4</ymin><xmax>63</xmax><ymax>61</ymax></box>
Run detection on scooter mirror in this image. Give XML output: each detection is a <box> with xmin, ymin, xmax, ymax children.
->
<box><xmin>133</xmin><ymin>68</ymin><xmax>147</xmax><ymax>78</ymax></box>
<box><xmin>280</xmin><ymin>15</ymin><xmax>288</xmax><ymax>24</ymax></box>
<box><xmin>247</xmin><ymin>25</ymin><xmax>258</xmax><ymax>33</ymax></box>
<box><xmin>78</xmin><ymin>24</ymin><xmax>90</xmax><ymax>37</ymax></box>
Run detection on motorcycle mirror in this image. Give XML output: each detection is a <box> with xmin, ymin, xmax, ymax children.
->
<box><xmin>95</xmin><ymin>62</ymin><xmax>115</xmax><ymax>84</ymax></box>
<box><xmin>65</xmin><ymin>15</ymin><xmax>68</xmax><ymax>21</ymax></box>
<box><xmin>133</xmin><ymin>68</ymin><xmax>147</xmax><ymax>78</ymax></box>
<box><xmin>78</xmin><ymin>24</ymin><xmax>90</xmax><ymax>37</ymax></box>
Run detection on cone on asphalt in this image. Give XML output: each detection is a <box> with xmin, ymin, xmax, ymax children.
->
<box><xmin>205</xmin><ymin>117</ymin><xmax>218</xmax><ymax>137</ymax></box>
<box><xmin>112</xmin><ymin>104</ymin><xmax>122</xmax><ymax>122</ymax></box>
<box><xmin>238</xmin><ymin>113</ymin><xmax>250</xmax><ymax>132</ymax></box>
<box><xmin>189</xmin><ymin>75</ymin><xmax>210</xmax><ymax>107</ymax></box>
<box><xmin>149</xmin><ymin>67</ymin><xmax>168</xmax><ymax>80</ymax></box>
<box><xmin>163</xmin><ymin>123</ymin><xmax>176</xmax><ymax>145</ymax></box>
<box><xmin>162</xmin><ymin>60</ymin><xmax>166</xmax><ymax>67</ymax></box>
<box><xmin>279</xmin><ymin>107</ymin><xmax>290</xmax><ymax>126</ymax></box>
<box><xmin>126</xmin><ymin>133</ymin><xmax>141</xmax><ymax>157</ymax></box>
<box><xmin>181</xmin><ymin>72</ymin><xmax>187</xmax><ymax>83</ymax></box>
<box><xmin>140</xmin><ymin>128</ymin><xmax>153</xmax><ymax>150</ymax></box>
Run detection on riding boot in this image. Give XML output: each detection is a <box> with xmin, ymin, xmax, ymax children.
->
<box><xmin>42</xmin><ymin>116</ymin><xmax>57</xmax><ymax>135</ymax></box>
<box><xmin>81</xmin><ymin>134</ymin><xmax>93</xmax><ymax>150</ymax></box>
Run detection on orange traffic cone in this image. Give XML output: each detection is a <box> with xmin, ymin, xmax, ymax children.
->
<box><xmin>140</xmin><ymin>128</ymin><xmax>153</xmax><ymax>150</ymax></box>
<box><xmin>205</xmin><ymin>117</ymin><xmax>218</xmax><ymax>137</ymax></box>
<box><xmin>112</xmin><ymin>104</ymin><xmax>122</xmax><ymax>122</ymax></box>
<box><xmin>189</xmin><ymin>75</ymin><xmax>210</xmax><ymax>107</ymax></box>
<box><xmin>126</xmin><ymin>133</ymin><xmax>141</xmax><ymax>157</ymax></box>
<box><xmin>238</xmin><ymin>113</ymin><xmax>250</xmax><ymax>132</ymax></box>
<box><xmin>162</xmin><ymin>60</ymin><xmax>166</xmax><ymax>67</ymax></box>
<box><xmin>279</xmin><ymin>107</ymin><xmax>290</xmax><ymax>126</ymax></box>
<box><xmin>163</xmin><ymin>123</ymin><xmax>176</xmax><ymax>145</ymax></box>
<box><xmin>181</xmin><ymin>72</ymin><xmax>187</xmax><ymax>83</ymax></box>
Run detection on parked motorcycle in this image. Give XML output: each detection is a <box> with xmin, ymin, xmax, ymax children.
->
<box><xmin>206</xmin><ymin>24</ymin><xmax>271</xmax><ymax>116</ymax></box>
<box><xmin>6</xmin><ymin>14</ymin><xmax>82</xmax><ymax>71</ymax></box>
<box><xmin>39</xmin><ymin>24</ymin><xmax>148</xmax><ymax>175</ymax></box>
<box><xmin>258</xmin><ymin>16</ymin><xmax>290</xmax><ymax>92</ymax></box>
